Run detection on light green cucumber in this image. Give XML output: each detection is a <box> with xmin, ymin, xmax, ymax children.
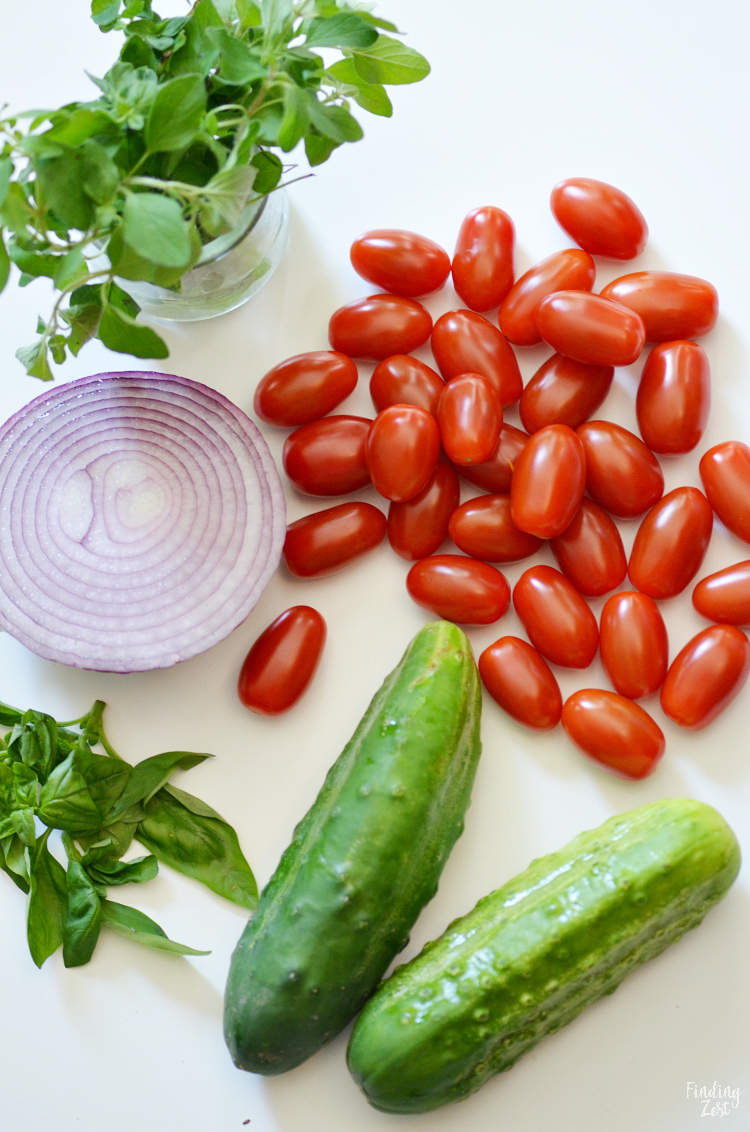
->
<box><xmin>347</xmin><ymin>797</ymin><xmax>740</xmax><ymax>1113</ymax></box>
<box><xmin>224</xmin><ymin>620</ymin><xmax>482</xmax><ymax>1075</ymax></box>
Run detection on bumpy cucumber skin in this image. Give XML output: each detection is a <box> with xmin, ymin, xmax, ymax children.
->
<box><xmin>224</xmin><ymin>620</ymin><xmax>482</xmax><ymax>1075</ymax></box>
<box><xmin>347</xmin><ymin>798</ymin><xmax>740</xmax><ymax>1114</ymax></box>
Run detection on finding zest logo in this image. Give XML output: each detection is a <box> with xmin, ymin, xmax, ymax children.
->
<box><xmin>687</xmin><ymin>1082</ymin><xmax>741</xmax><ymax>1117</ymax></box>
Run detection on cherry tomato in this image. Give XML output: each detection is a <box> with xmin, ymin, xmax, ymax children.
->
<box><xmin>693</xmin><ymin>561</ymin><xmax>750</xmax><ymax>626</ymax></box>
<box><xmin>577</xmin><ymin>420</ymin><xmax>664</xmax><ymax>519</ymax></box>
<box><xmin>636</xmin><ymin>341</ymin><xmax>710</xmax><ymax>455</ymax></box>
<box><xmin>365</xmin><ymin>404</ymin><xmax>440</xmax><ymax>502</ymax></box>
<box><xmin>238</xmin><ymin>606</ymin><xmax>326</xmax><ymax>715</ymax></box>
<box><xmin>600</xmin><ymin>591</ymin><xmax>669</xmax><ymax>699</ymax></box>
<box><xmin>510</xmin><ymin>423</ymin><xmax>586</xmax><ymax>539</ymax></box>
<box><xmin>452</xmin><ymin>206</ymin><xmax>515</xmax><ymax>311</ymax></box>
<box><xmin>437</xmin><ymin>373</ymin><xmax>503</xmax><ymax>465</ymax></box>
<box><xmin>699</xmin><ymin>441</ymin><xmax>750</xmax><ymax>544</ymax></box>
<box><xmin>600</xmin><ymin>272</ymin><xmax>719</xmax><ymax>341</ymax></box>
<box><xmin>561</xmin><ymin>689</ymin><xmax>664</xmax><ymax>779</ymax></box>
<box><xmin>253</xmin><ymin>351</ymin><xmax>358</xmax><ymax>428</ymax></box>
<box><xmin>329</xmin><ymin>294</ymin><xmax>432</xmax><ymax>360</ymax></box>
<box><xmin>431</xmin><ymin>309</ymin><xmax>523</xmax><ymax>406</ymax></box>
<box><xmin>448</xmin><ymin>494</ymin><xmax>543</xmax><ymax>563</ymax></box>
<box><xmin>628</xmin><ymin>486</ymin><xmax>713</xmax><ymax>599</ymax></box>
<box><xmin>406</xmin><ymin>554</ymin><xmax>510</xmax><ymax>624</ymax></box>
<box><xmin>519</xmin><ymin>353</ymin><xmax>613</xmax><ymax>434</ymax></box>
<box><xmin>283</xmin><ymin>415</ymin><xmax>372</xmax><ymax>496</ymax></box>
<box><xmin>350</xmin><ymin>229</ymin><xmax>451</xmax><ymax>297</ymax></box>
<box><xmin>387</xmin><ymin>461</ymin><xmax>460</xmax><ymax>561</ymax></box>
<box><xmin>550</xmin><ymin>178</ymin><xmax>648</xmax><ymax>259</ymax></box>
<box><xmin>370</xmin><ymin>354</ymin><xmax>445</xmax><ymax>416</ymax></box>
<box><xmin>660</xmin><ymin>624</ymin><xmax>750</xmax><ymax>730</ymax></box>
<box><xmin>478</xmin><ymin>637</ymin><xmax>562</xmax><ymax>730</ymax></box>
<box><xmin>498</xmin><ymin>248</ymin><xmax>596</xmax><ymax>346</ymax></box>
<box><xmin>513</xmin><ymin>565</ymin><xmax>599</xmax><ymax>668</ymax></box>
<box><xmin>549</xmin><ymin>498</ymin><xmax>627</xmax><ymax>597</ymax></box>
<box><xmin>283</xmin><ymin>502</ymin><xmax>386</xmax><ymax>577</ymax></box>
<box><xmin>534</xmin><ymin>290</ymin><xmax>646</xmax><ymax>367</ymax></box>
<box><xmin>457</xmin><ymin>423</ymin><xmax>528</xmax><ymax>493</ymax></box>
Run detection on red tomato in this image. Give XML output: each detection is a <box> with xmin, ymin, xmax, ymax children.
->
<box><xmin>636</xmin><ymin>341</ymin><xmax>710</xmax><ymax>455</ymax></box>
<box><xmin>370</xmin><ymin>354</ymin><xmax>445</xmax><ymax>416</ymax></box>
<box><xmin>513</xmin><ymin>565</ymin><xmax>599</xmax><ymax>668</ymax></box>
<box><xmin>498</xmin><ymin>248</ymin><xmax>596</xmax><ymax>346</ymax></box>
<box><xmin>550</xmin><ymin>178</ymin><xmax>648</xmax><ymax>259</ymax></box>
<box><xmin>561</xmin><ymin>689</ymin><xmax>664</xmax><ymax>779</ymax></box>
<box><xmin>329</xmin><ymin>294</ymin><xmax>432</xmax><ymax>360</ymax></box>
<box><xmin>510</xmin><ymin>423</ymin><xmax>586</xmax><ymax>539</ymax></box>
<box><xmin>457</xmin><ymin>423</ymin><xmax>529</xmax><ymax>493</ymax></box>
<box><xmin>238</xmin><ymin>606</ymin><xmax>327</xmax><ymax>715</ymax></box>
<box><xmin>253</xmin><ymin>351</ymin><xmax>358</xmax><ymax>428</ymax></box>
<box><xmin>534</xmin><ymin>290</ymin><xmax>646</xmax><ymax>366</ymax></box>
<box><xmin>406</xmin><ymin>554</ymin><xmax>510</xmax><ymax>625</ymax></box>
<box><xmin>600</xmin><ymin>272</ymin><xmax>719</xmax><ymax>340</ymax></box>
<box><xmin>350</xmin><ymin>229</ymin><xmax>451</xmax><ymax>297</ymax></box>
<box><xmin>452</xmin><ymin>206</ymin><xmax>515</xmax><ymax>311</ymax></box>
<box><xmin>365</xmin><ymin>404</ymin><xmax>440</xmax><ymax>502</ymax></box>
<box><xmin>660</xmin><ymin>625</ymin><xmax>750</xmax><ymax>730</ymax></box>
<box><xmin>628</xmin><ymin>486</ymin><xmax>713</xmax><ymax>599</ymax></box>
<box><xmin>599</xmin><ymin>591</ymin><xmax>669</xmax><ymax>699</ymax></box>
<box><xmin>549</xmin><ymin>498</ymin><xmax>627</xmax><ymax>597</ymax></box>
<box><xmin>437</xmin><ymin>373</ymin><xmax>503</xmax><ymax>466</ymax></box>
<box><xmin>448</xmin><ymin>494</ymin><xmax>543</xmax><ymax>563</ymax></box>
<box><xmin>431</xmin><ymin>309</ymin><xmax>523</xmax><ymax>406</ymax></box>
<box><xmin>577</xmin><ymin>420</ymin><xmax>664</xmax><ymax>519</ymax></box>
<box><xmin>283</xmin><ymin>502</ymin><xmax>386</xmax><ymax>577</ymax></box>
<box><xmin>519</xmin><ymin>353</ymin><xmax>613</xmax><ymax>434</ymax></box>
<box><xmin>478</xmin><ymin>637</ymin><xmax>562</xmax><ymax>730</ymax></box>
<box><xmin>693</xmin><ymin>561</ymin><xmax>750</xmax><ymax>626</ymax></box>
<box><xmin>387</xmin><ymin>462</ymin><xmax>460</xmax><ymax>561</ymax></box>
<box><xmin>699</xmin><ymin>441</ymin><xmax>750</xmax><ymax>544</ymax></box>
<box><xmin>283</xmin><ymin>415</ymin><xmax>372</xmax><ymax>496</ymax></box>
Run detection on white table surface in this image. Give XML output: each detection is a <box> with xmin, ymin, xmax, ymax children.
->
<box><xmin>1</xmin><ymin>3</ymin><xmax>749</xmax><ymax>1130</ymax></box>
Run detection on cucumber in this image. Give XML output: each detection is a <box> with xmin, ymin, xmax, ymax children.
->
<box><xmin>224</xmin><ymin>620</ymin><xmax>482</xmax><ymax>1075</ymax></box>
<box><xmin>347</xmin><ymin>797</ymin><xmax>740</xmax><ymax>1113</ymax></box>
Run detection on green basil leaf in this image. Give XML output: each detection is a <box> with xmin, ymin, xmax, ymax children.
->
<box><xmin>0</xmin><ymin>183</ymin><xmax>33</xmax><ymax>236</ymax></box>
<box><xmin>16</xmin><ymin>339</ymin><xmax>53</xmax><ymax>382</ymax></box>
<box><xmin>306</xmin><ymin>99</ymin><xmax>362</xmax><ymax>144</ymax></box>
<box><xmin>249</xmin><ymin>150</ymin><xmax>282</xmax><ymax>194</ymax></box>
<box><xmin>237</xmin><ymin>0</ymin><xmax>261</xmax><ymax>28</ymax></box>
<box><xmin>105</xmin><ymin>278</ymin><xmax>141</xmax><ymax>318</ymax></box>
<box><xmin>352</xmin><ymin>11</ymin><xmax>399</xmax><ymax>33</ymax></box>
<box><xmin>109</xmin><ymin>751</ymin><xmax>211</xmax><ymax>819</ymax></box>
<box><xmin>35</xmin><ymin>152</ymin><xmax>97</xmax><ymax>231</ymax></box>
<box><xmin>80</xmin><ymin>141</ymin><xmax>121</xmax><ymax>204</ymax></box>
<box><xmin>8</xmin><ymin>243</ymin><xmax>60</xmax><ymax>279</ymax></box>
<box><xmin>122</xmin><ymin>192</ymin><xmax>192</xmax><ymax>268</ymax></box>
<box><xmin>45</xmin><ymin>109</ymin><xmax>116</xmax><ymax>147</ymax></box>
<box><xmin>120</xmin><ymin>34</ymin><xmax>159</xmax><ymax>70</ymax></box>
<box><xmin>305</xmin><ymin>13</ymin><xmax>378</xmax><ymax>48</ymax></box>
<box><xmin>100</xmin><ymin>899</ymin><xmax>210</xmax><ymax>955</ymax></box>
<box><xmin>146</xmin><ymin>75</ymin><xmax>207</xmax><ymax>153</ymax></box>
<box><xmin>78</xmin><ymin>820</ymin><xmax>137</xmax><ymax>862</ymax></box>
<box><xmin>62</xmin><ymin>860</ymin><xmax>102</xmax><ymax>967</ymax></box>
<box><xmin>38</xmin><ymin>748</ymin><xmax>131</xmax><ymax>833</ymax></box>
<box><xmin>350</xmin><ymin>35</ymin><xmax>431</xmax><ymax>86</ymax></box>
<box><xmin>108</xmin><ymin>223</ymin><xmax>201</xmax><ymax>284</ymax></box>
<box><xmin>0</xmin><ymin>158</ymin><xmax>13</xmax><ymax>210</ymax></box>
<box><xmin>212</xmin><ymin>29</ymin><xmax>266</xmax><ymax>85</ymax></box>
<box><xmin>199</xmin><ymin>165</ymin><xmax>256</xmax><ymax>237</ymax></box>
<box><xmin>0</xmin><ymin>843</ymin><xmax>30</xmax><ymax>893</ymax></box>
<box><xmin>61</xmin><ymin>293</ymin><xmax>102</xmax><ymax>357</ymax></box>
<box><xmin>0</xmin><ymin>233</ymin><xmax>10</xmax><ymax>295</ymax></box>
<box><xmin>0</xmin><ymin>765</ymin><xmax>14</xmax><ymax>814</ymax></box>
<box><xmin>87</xmin><ymin>853</ymin><xmax>158</xmax><ymax>887</ymax></box>
<box><xmin>0</xmin><ymin>699</ymin><xmax>23</xmax><ymax>727</ymax></box>
<box><xmin>27</xmin><ymin>831</ymin><xmax>67</xmax><ymax>967</ymax></box>
<box><xmin>10</xmin><ymin>808</ymin><xmax>36</xmax><ymax>849</ymax></box>
<box><xmin>304</xmin><ymin>132</ymin><xmax>338</xmax><ymax>167</ymax></box>
<box><xmin>3</xmin><ymin>832</ymin><xmax>31</xmax><ymax>890</ymax></box>
<box><xmin>351</xmin><ymin>82</ymin><xmax>392</xmax><ymax>117</ymax></box>
<box><xmin>167</xmin><ymin>0</ymin><xmax>223</xmax><ymax>77</ymax></box>
<box><xmin>92</xmin><ymin>0</ymin><xmax>122</xmax><ymax>27</ymax></box>
<box><xmin>53</xmin><ymin>248</ymin><xmax>88</xmax><ymax>291</ymax></box>
<box><xmin>97</xmin><ymin>300</ymin><xmax>170</xmax><ymax>359</ymax></box>
<box><xmin>262</xmin><ymin>0</ymin><xmax>293</xmax><ymax>39</ymax></box>
<box><xmin>12</xmin><ymin>763</ymin><xmax>38</xmax><ymax>809</ymax></box>
<box><xmin>278</xmin><ymin>84</ymin><xmax>309</xmax><ymax>152</ymax></box>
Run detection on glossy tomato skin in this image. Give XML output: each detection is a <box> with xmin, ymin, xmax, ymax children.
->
<box><xmin>387</xmin><ymin>461</ymin><xmax>460</xmax><ymax>561</ymax></box>
<box><xmin>513</xmin><ymin>564</ymin><xmax>599</xmax><ymax>668</ymax></box>
<box><xmin>510</xmin><ymin>423</ymin><xmax>586</xmax><ymax>539</ymax></box>
<box><xmin>561</xmin><ymin>689</ymin><xmax>664</xmax><ymax>779</ymax></box>
<box><xmin>370</xmin><ymin>354</ymin><xmax>445</xmax><ymax>416</ymax></box>
<box><xmin>600</xmin><ymin>591</ymin><xmax>669</xmax><ymax>699</ymax></box>
<box><xmin>449</xmin><ymin>494</ymin><xmax>543</xmax><ymax>563</ymax></box>
<box><xmin>550</xmin><ymin>178</ymin><xmax>648</xmax><ymax>259</ymax></box>
<box><xmin>498</xmin><ymin>248</ymin><xmax>596</xmax><ymax>346</ymax></box>
<box><xmin>452</xmin><ymin>206</ymin><xmax>515</xmax><ymax>311</ymax></box>
<box><xmin>577</xmin><ymin>420</ymin><xmax>664</xmax><ymax>518</ymax></box>
<box><xmin>456</xmin><ymin>423</ymin><xmax>529</xmax><ymax>493</ymax></box>
<box><xmin>636</xmin><ymin>341</ymin><xmax>710</xmax><ymax>455</ymax></box>
<box><xmin>238</xmin><ymin>606</ymin><xmax>327</xmax><ymax>715</ymax></box>
<box><xmin>283</xmin><ymin>502</ymin><xmax>386</xmax><ymax>577</ymax></box>
<box><xmin>365</xmin><ymin>404</ymin><xmax>440</xmax><ymax>502</ymax></box>
<box><xmin>628</xmin><ymin>486</ymin><xmax>713</xmax><ymax>599</ymax></box>
<box><xmin>350</xmin><ymin>229</ymin><xmax>451</xmax><ymax>297</ymax></box>
<box><xmin>478</xmin><ymin>637</ymin><xmax>562</xmax><ymax>730</ymax></box>
<box><xmin>600</xmin><ymin>272</ymin><xmax>719</xmax><ymax>341</ymax></box>
<box><xmin>693</xmin><ymin>561</ymin><xmax>750</xmax><ymax>626</ymax></box>
<box><xmin>437</xmin><ymin>373</ymin><xmax>503</xmax><ymax>465</ymax></box>
<box><xmin>519</xmin><ymin>353</ymin><xmax>613</xmax><ymax>434</ymax></box>
<box><xmin>660</xmin><ymin>625</ymin><xmax>750</xmax><ymax>730</ymax></box>
<box><xmin>329</xmin><ymin>294</ymin><xmax>432</xmax><ymax>360</ymax></box>
<box><xmin>699</xmin><ymin>441</ymin><xmax>750</xmax><ymax>544</ymax></box>
<box><xmin>534</xmin><ymin>290</ymin><xmax>646</xmax><ymax>366</ymax></box>
<box><xmin>283</xmin><ymin>415</ymin><xmax>372</xmax><ymax>496</ymax></box>
<box><xmin>406</xmin><ymin>554</ymin><xmax>510</xmax><ymax>625</ymax></box>
<box><xmin>254</xmin><ymin>351</ymin><xmax>358</xmax><ymax>427</ymax></box>
<box><xmin>431</xmin><ymin>309</ymin><xmax>523</xmax><ymax>406</ymax></box>
<box><xmin>549</xmin><ymin>498</ymin><xmax>627</xmax><ymax>597</ymax></box>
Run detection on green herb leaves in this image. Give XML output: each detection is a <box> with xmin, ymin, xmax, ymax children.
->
<box><xmin>145</xmin><ymin>75</ymin><xmax>207</xmax><ymax>153</ymax></box>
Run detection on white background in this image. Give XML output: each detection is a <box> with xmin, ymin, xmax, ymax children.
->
<box><xmin>1</xmin><ymin>2</ymin><xmax>749</xmax><ymax>1130</ymax></box>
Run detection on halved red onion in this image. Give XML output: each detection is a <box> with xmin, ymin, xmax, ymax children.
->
<box><xmin>0</xmin><ymin>371</ymin><xmax>286</xmax><ymax>672</ymax></box>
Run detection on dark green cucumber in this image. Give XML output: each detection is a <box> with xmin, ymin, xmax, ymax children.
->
<box><xmin>347</xmin><ymin>797</ymin><xmax>740</xmax><ymax>1113</ymax></box>
<box><xmin>224</xmin><ymin>620</ymin><xmax>482</xmax><ymax>1075</ymax></box>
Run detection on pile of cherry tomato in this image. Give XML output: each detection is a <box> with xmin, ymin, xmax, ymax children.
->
<box><xmin>238</xmin><ymin>177</ymin><xmax>750</xmax><ymax>783</ymax></box>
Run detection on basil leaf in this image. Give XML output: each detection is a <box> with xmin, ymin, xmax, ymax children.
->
<box><xmin>12</xmin><ymin>763</ymin><xmax>38</xmax><ymax>808</ymax></box>
<box><xmin>249</xmin><ymin>151</ymin><xmax>282</xmax><ymax>194</ymax></box>
<box><xmin>108</xmin><ymin>224</ymin><xmax>200</xmax><ymax>285</ymax></box>
<box><xmin>167</xmin><ymin>0</ymin><xmax>223</xmax><ymax>77</ymax></box>
<box><xmin>278</xmin><ymin>84</ymin><xmax>309</xmax><ymax>152</ymax></box>
<box><xmin>0</xmin><ymin>765</ymin><xmax>14</xmax><ymax>814</ymax></box>
<box><xmin>109</xmin><ymin>751</ymin><xmax>211</xmax><ymax>819</ymax></box>
<box><xmin>16</xmin><ymin>339</ymin><xmax>53</xmax><ymax>382</ymax></box>
<box><xmin>0</xmin><ymin>158</ymin><xmax>12</xmax><ymax>210</ymax></box>
<box><xmin>351</xmin><ymin>82</ymin><xmax>392</xmax><ymax>118</ymax></box>
<box><xmin>304</xmin><ymin>133</ymin><xmax>338</xmax><ymax>167</ymax></box>
<box><xmin>7</xmin><ymin>244</ymin><xmax>60</xmax><ymax>280</ymax></box>
<box><xmin>146</xmin><ymin>75</ymin><xmax>207</xmax><ymax>154</ymax></box>
<box><xmin>213</xmin><ymin>29</ymin><xmax>266</xmax><ymax>85</ymax></box>
<box><xmin>0</xmin><ymin>845</ymin><xmax>30</xmax><ymax>893</ymax></box>
<box><xmin>10</xmin><ymin>808</ymin><xmax>36</xmax><ymax>850</ymax></box>
<box><xmin>27</xmin><ymin>831</ymin><xmax>68</xmax><ymax>967</ymax></box>
<box><xmin>3</xmin><ymin>832</ymin><xmax>31</xmax><ymax>890</ymax></box>
<box><xmin>62</xmin><ymin>860</ymin><xmax>102</xmax><ymax>967</ymax></box>
<box><xmin>305</xmin><ymin>14</ymin><xmax>378</xmax><ymax>49</ymax></box>
<box><xmin>38</xmin><ymin>747</ymin><xmax>131</xmax><ymax>833</ymax></box>
<box><xmin>100</xmin><ymin>899</ymin><xmax>210</xmax><ymax>955</ymax></box>
<box><xmin>199</xmin><ymin>166</ymin><xmax>256</xmax><ymax>238</ymax></box>
<box><xmin>45</xmin><ymin>110</ymin><xmax>116</xmax><ymax>147</ymax></box>
<box><xmin>87</xmin><ymin>853</ymin><xmax>158</xmax><ymax>887</ymax></box>
<box><xmin>236</xmin><ymin>0</ymin><xmax>261</xmax><ymax>29</ymax></box>
<box><xmin>61</xmin><ymin>290</ymin><xmax>102</xmax><ymax>357</ymax></box>
<box><xmin>307</xmin><ymin>99</ymin><xmax>362</xmax><ymax>144</ymax></box>
<box><xmin>97</xmin><ymin>301</ymin><xmax>169</xmax><ymax>358</ymax></box>
<box><xmin>79</xmin><ymin>820</ymin><xmax>137</xmax><ymax>863</ymax></box>
<box><xmin>122</xmin><ymin>192</ymin><xmax>193</xmax><ymax>268</ymax></box>
<box><xmin>0</xmin><ymin>699</ymin><xmax>23</xmax><ymax>727</ymax></box>
<box><xmin>35</xmin><ymin>152</ymin><xmax>97</xmax><ymax>231</ymax></box>
<box><xmin>54</xmin><ymin>248</ymin><xmax>88</xmax><ymax>291</ymax></box>
<box><xmin>92</xmin><ymin>0</ymin><xmax>122</xmax><ymax>27</ymax></box>
<box><xmin>350</xmin><ymin>35</ymin><xmax>431</xmax><ymax>86</ymax></box>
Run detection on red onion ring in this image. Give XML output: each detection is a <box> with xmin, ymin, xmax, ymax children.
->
<box><xmin>0</xmin><ymin>371</ymin><xmax>286</xmax><ymax>672</ymax></box>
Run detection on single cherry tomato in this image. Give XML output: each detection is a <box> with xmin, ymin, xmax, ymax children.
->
<box><xmin>550</xmin><ymin>178</ymin><xmax>648</xmax><ymax>259</ymax></box>
<box><xmin>510</xmin><ymin>423</ymin><xmax>586</xmax><ymax>539</ymax></box>
<box><xmin>350</xmin><ymin>229</ymin><xmax>450</xmax><ymax>297</ymax></box>
<box><xmin>437</xmin><ymin>373</ymin><xmax>503</xmax><ymax>465</ymax></box>
<box><xmin>600</xmin><ymin>272</ymin><xmax>718</xmax><ymax>341</ymax></box>
<box><xmin>519</xmin><ymin>353</ymin><xmax>613</xmax><ymax>434</ymax></box>
<box><xmin>452</xmin><ymin>206</ymin><xmax>515</xmax><ymax>311</ymax></box>
<box><xmin>387</xmin><ymin>461</ymin><xmax>460</xmax><ymax>561</ymax></box>
<box><xmin>449</xmin><ymin>494</ymin><xmax>543</xmax><ymax>563</ymax></box>
<box><xmin>478</xmin><ymin>637</ymin><xmax>562</xmax><ymax>730</ymax></box>
<box><xmin>513</xmin><ymin>565</ymin><xmax>599</xmax><ymax>668</ymax></box>
<box><xmin>599</xmin><ymin>591</ymin><xmax>669</xmax><ymax>699</ymax></box>
<box><xmin>498</xmin><ymin>248</ymin><xmax>596</xmax><ymax>346</ymax></box>
<box><xmin>457</xmin><ymin>423</ymin><xmax>529</xmax><ymax>493</ymax></box>
<box><xmin>534</xmin><ymin>290</ymin><xmax>646</xmax><ymax>366</ymax></box>
<box><xmin>283</xmin><ymin>415</ymin><xmax>372</xmax><ymax>496</ymax></box>
<box><xmin>660</xmin><ymin>625</ymin><xmax>750</xmax><ymax>730</ymax></box>
<box><xmin>577</xmin><ymin>420</ymin><xmax>664</xmax><ymax>519</ymax></box>
<box><xmin>329</xmin><ymin>294</ymin><xmax>432</xmax><ymax>360</ymax></box>
<box><xmin>699</xmin><ymin>441</ymin><xmax>750</xmax><ymax>544</ymax></box>
<box><xmin>561</xmin><ymin>689</ymin><xmax>664</xmax><ymax>779</ymax></box>
<box><xmin>628</xmin><ymin>486</ymin><xmax>713</xmax><ymax>599</ymax></box>
<box><xmin>370</xmin><ymin>354</ymin><xmax>445</xmax><ymax>416</ymax></box>
<box><xmin>549</xmin><ymin>498</ymin><xmax>627</xmax><ymax>597</ymax></box>
<box><xmin>365</xmin><ymin>404</ymin><xmax>440</xmax><ymax>502</ymax></box>
<box><xmin>693</xmin><ymin>561</ymin><xmax>750</xmax><ymax>626</ymax></box>
<box><xmin>636</xmin><ymin>341</ymin><xmax>710</xmax><ymax>455</ymax></box>
<box><xmin>238</xmin><ymin>606</ymin><xmax>327</xmax><ymax>715</ymax></box>
<box><xmin>431</xmin><ymin>309</ymin><xmax>523</xmax><ymax>406</ymax></box>
<box><xmin>253</xmin><ymin>351</ymin><xmax>358</xmax><ymax>427</ymax></box>
<box><xmin>283</xmin><ymin>502</ymin><xmax>386</xmax><ymax>577</ymax></box>
<box><xmin>406</xmin><ymin>554</ymin><xmax>510</xmax><ymax>624</ymax></box>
